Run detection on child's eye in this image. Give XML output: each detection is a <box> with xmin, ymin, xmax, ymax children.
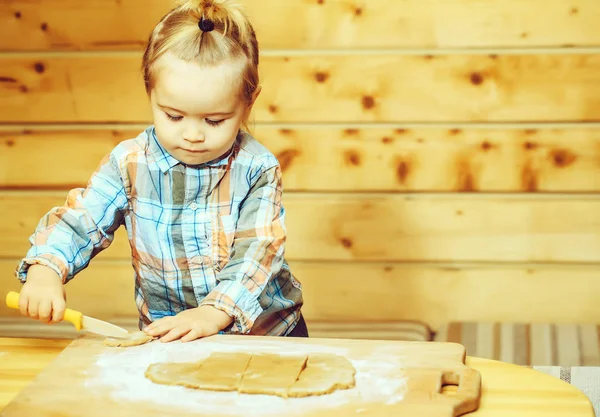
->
<box><xmin>165</xmin><ymin>113</ymin><xmax>183</xmax><ymax>122</ymax></box>
<box><xmin>206</xmin><ymin>119</ymin><xmax>225</xmax><ymax>126</ymax></box>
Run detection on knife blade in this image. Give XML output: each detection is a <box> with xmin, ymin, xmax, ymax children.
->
<box><xmin>79</xmin><ymin>315</ymin><xmax>130</xmax><ymax>339</ymax></box>
<box><xmin>6</xmin><ymin>291</ymin><xmax>130</xmax><ymax>339</ymax></box>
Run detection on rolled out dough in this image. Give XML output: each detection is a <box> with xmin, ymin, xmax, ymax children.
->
<box><xmin>145</xmin><ymin>352</ymin><xmax>356</xmax><ymax>397</ymax></box>
<box><xmin>104</xmin><ymin>331</ymin><xmax>155</xmax><ymax>347</ymax></box>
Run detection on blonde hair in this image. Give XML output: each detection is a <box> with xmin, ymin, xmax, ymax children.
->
<box><xmin>142</xmin><ymin>0</ymin><xmax>259</xmax><ymax>117</ymax></box>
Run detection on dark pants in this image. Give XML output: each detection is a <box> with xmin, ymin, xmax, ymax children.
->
<box><xmin>286</xmin><ymin>314</ymin><xmax>309</xmax><ymax>337</ymax></box>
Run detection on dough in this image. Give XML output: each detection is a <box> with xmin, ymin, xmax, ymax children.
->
<box><xmin>288</xmin><ymin>354</ymin><xmax>356</xmax><ymax>397</ymax></box>
<box><xmin>104</xmin><ymin>331</ymin><xmax>155</xmax><ymax>347</ymax></box>
<box><xmin>145</xmin><ymin>352</ymin><xmax>355</xmax><ymax>398</ymax></box>
<box><xmin>147</xmin><ymin>352</ymin><xmax>251</xmax><ymax>391</ymax></box>
<box><xmin>239</xmin><ymin>354</ymin><xmax>307</xmax><ymax>397</ymax></box>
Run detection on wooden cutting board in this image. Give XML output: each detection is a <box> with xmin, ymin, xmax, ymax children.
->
<box><xmin>0</xmin><ymin>335</ymin><xmax>481</xmax><ymax>417</ymax></box>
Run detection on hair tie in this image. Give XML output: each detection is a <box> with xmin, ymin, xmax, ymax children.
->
<box><xmin>198</xmin><ymin>17</ymin><xmax>214</xmax><ymax>32</ymax></box>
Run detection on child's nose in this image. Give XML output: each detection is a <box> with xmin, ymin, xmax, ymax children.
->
<box><xmin>184</xmin><ymin>135</ymin><xmax>205</xmax><ymax>143</ymax></box>
<box><xmin>183</xmin><ymin>126</ymin><xmax>205</xmax><ymax>143</ymax></box>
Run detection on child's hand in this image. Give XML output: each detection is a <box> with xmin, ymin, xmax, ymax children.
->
<box><xmin>143</xmin><ymin>306</ymin><xmax>233</xmax><ymax>343</ymax></box>
<box><xmin>19</xmin><ymin>264</ymin><xmax>66</xmax><ymax>324</ymax></box>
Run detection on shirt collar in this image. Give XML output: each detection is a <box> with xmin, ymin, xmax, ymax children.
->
<box><xmin>146</xmin><ymin>126</ymin><xmax>239</xmax><ymax>173</ymax></box>
<box><xmin>147</xmin><ymin>126</ymin><xmax>180</xmax><ymax>173</ymax></box>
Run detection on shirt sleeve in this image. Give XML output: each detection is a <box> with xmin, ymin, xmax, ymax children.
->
<box><xmin>15</xmin><ymin>153</ymin><xmax>128</xmax><ymax>284</ymax></box>
<box><xmin>200</xmin><ymin>164</ymin><xmax>287</xmax><ymax>334</ymax></box>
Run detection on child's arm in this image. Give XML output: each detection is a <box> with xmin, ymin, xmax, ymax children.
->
<box><xmin>202</xmin><ymin>164</ymin><xmax>287</xmax><ymax>332</ymax></box>
<box><xmin>145</xmin><ymin>163</ymin><xmax>286</xmax><ymax>342</ymax></box>
<box><xmin>16</xmin><ymin>152</ymin><xmax>128</xmax><ymax>323</ymax></box>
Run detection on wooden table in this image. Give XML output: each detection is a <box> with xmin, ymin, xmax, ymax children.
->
<box><xmin>0</xmin><ymin>337</ymin><xmax>594</xmax><ymax>416</ymax></box>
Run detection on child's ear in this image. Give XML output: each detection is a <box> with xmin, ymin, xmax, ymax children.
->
<box><xmin>249</xmin><ymin>85</ymin><xmax>261</xmax><ymax>108</ymax></box>
<box><xmin>244</xmin><ymin>85</ymin><xmax>262</xmax><ymax>118</ymax></box>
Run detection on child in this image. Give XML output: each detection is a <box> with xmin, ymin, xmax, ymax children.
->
<box><xmin>14</xmin><ymin>0</ymin><xmax>307</xmax><ymax>342</ymax></box>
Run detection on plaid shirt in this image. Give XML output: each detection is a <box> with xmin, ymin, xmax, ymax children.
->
<box><xmin>16</xmin><ymin>126</ymin><xmax>304</xmax><ymax>336</ymax></box>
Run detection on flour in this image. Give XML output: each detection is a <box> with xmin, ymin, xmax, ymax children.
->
<box><xmin>85</xmin><ymin>338</ymin><xmax>407</xmax><ymax>416</ymax></box>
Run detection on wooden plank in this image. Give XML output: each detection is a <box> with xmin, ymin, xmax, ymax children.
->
<box><xmin>0</xmin><ymin>55</ymin><xmax>145</xmax><ymax>123</ymax></box>
<box><xmin>2</xmin><ymin>126</ymin><xmax>600</xmax><ymax>192</ymax></box>
<box><xmin>2</xmin><ymin>259</ymin><xmax>599</xmax><ymax>329</ymax></box>
<box><xmin>1</xmin><ymin>192</ymin><xmax>599</xmax><ymax>263</ymax></box>
<box><xmin>1</xmin><ymin>0</ymin><xmax>600</xmax><ymax>50</ymax></box>
<box><xmin>2</xmin><ymin>54</ymin><xmax>600</xmax><ymax>123</ymax></box>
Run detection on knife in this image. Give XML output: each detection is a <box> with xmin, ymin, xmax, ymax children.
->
<box><xmin>5</xmin><ymin>291</ymin><xmax>130</xmax><ymax>339</ymax></box>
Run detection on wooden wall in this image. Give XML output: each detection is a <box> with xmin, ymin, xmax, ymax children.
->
<box><xmin>1</xmin><ymin>0</ymin><xmax>600</xmax><ymax>330</ymax></box>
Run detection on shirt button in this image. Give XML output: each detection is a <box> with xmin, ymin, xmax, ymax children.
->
<box><xmin>189</xmin><ymin>202</ymin><xmax>198</xmax><ymax>210</ymax></box>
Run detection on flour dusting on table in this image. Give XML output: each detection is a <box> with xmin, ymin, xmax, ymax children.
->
<box><xmin>85</xmin><ymin>338</ymin><xmax>407</xmax><ymax>416</ymax></box>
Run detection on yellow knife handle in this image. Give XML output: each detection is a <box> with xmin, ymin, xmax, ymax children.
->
<box><xmin>5</xmin><ymin>291</ymin><xmax>20</xmax><ymax>310</ymax></box>
<box><xmin>63</xmin><ymin>309</ymin><xmax>83</xmax><ymax>331</ymax></box>
<box><xmin>5</xmin><ymin>291</ymin><xmax>83</xmax><ymax>331</ymax></box>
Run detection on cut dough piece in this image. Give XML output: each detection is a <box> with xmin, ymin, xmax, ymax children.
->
<box><xmin>193</xmin><ymin>352</ymin><xmax>252</xmax><ymax>391</ymax></box>
<box><xmin>288</xmin><ymin>354</ymin><xmax>356</xmax><ymax>397</ymax></box>
<box><xmin>146</xmin><ymin>353</ymin><xmax>252</xmax><ymax>391</ymax></box>
<box><xmin>145</xmin><ymin>352</ymin><xmax>355</xmax><ymax>397</ymax></box>
<box><xmin>239</xmin><ymin>354</ymin><xmax>308</xmax><ymax>397</ymax></box>
<box><xmin>146</xmin><ymin>362</ymin><xmax>205</xmax><ymax>389</ymax></box>
<box><xmin>104</xmin><ymin>331</ymin><xmax>154</xmax><ymax>347</ymax></box>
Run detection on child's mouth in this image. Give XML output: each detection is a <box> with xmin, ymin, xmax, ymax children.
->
<box><xmin>183</xmin><ymin>148</ymin><xmax>208</xmax><ymax>153</ymax></box>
